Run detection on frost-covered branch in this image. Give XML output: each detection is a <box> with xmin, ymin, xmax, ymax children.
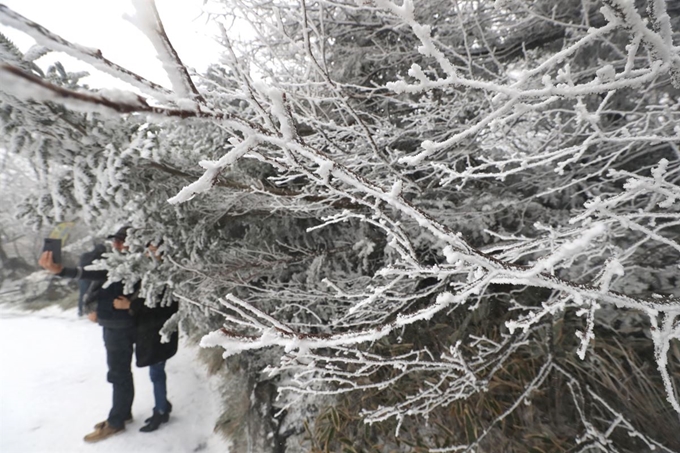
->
<box><xmin>128</xmin><ymin>0</ymin><xmax>204</xmax><ymax>104</ymax></box>
<box><xmin>0</xmin><ymin>63</ymin><xmax>265</xmax><ymax>131</ymax></box>
<box><xmin>0</xmin><ymin>4</ymin><xmax>174</xmax><ymax>100</ymax></box>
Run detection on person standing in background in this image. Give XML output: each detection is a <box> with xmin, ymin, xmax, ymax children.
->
<box><xmin>113</xmin><ymin>264</ymin><xmax>178</xmax><ymax>433</ymax></box>
<box><xmin>76</xmin><ymin>242</ymin><xmax>106</xmax><ymax>317</ymax></box>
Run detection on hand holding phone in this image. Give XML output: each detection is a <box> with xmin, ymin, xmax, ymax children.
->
<box><xmin>42</xmin><ymin>238</ymin><xmax>62</xmax><ymax>264</ymax></box>
<box><xmin>39</xmin><ymin>239</ymin><xmax>64</xmax><ymax>274</ymax></box>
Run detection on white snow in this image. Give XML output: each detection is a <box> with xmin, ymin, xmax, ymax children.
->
<box><xmin>0</xmin><ymin>306</ymin><xmax>229</xmax><ymax>453</ymax></box>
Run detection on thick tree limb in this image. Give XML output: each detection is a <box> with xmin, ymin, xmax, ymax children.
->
<box><xmin>0</xmin><ymin>63</ymin><xmax>264</xmax><ymax>132</ymax></box>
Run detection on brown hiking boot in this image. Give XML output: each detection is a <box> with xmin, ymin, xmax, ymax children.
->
<box><xmin>83</xmin><ymin>421</ymin><xmax>125</xmax><ymax>443</ymax></box>
<box><xmin>93</xmin><ymin>416</ymin><xmax>132</xmax><ymax>430</ymax></box>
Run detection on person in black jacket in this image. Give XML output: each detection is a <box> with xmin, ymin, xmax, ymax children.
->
<box><xmin>112</xmin><ymin>248</ymin><xmax>178</xmax><ymax>433</ymax></box>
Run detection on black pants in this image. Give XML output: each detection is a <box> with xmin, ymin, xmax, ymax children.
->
<box><xmin>103</xmin><ymin>326</ymin><xmax>136</xmax><ymax>429</ymax></box>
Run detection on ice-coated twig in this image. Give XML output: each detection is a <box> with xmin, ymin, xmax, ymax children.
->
<box><xmin>554</xmin><ymin>363</ymin><xmax>677</xmax><ymax>452</ymax></box>
<box><xmin>128</xmin><ymin>0</ymin><xmax>204</xmax><ymax>104</ymax></box>
<box><xmin>224</xmin><ymin>293</ymin><xmax>295</xmax><ymax>334</ymax></box>
<box><xmin>649</xmin><ymin>311</ymin><xmax>680</xmax><ymax>418</ymax></box>
<box><xmin>430</xmin><ymin>357</ymin><xmax>553</xmax><ymax>453</ymax></box>
<box><xmin>174</xmin><ymin>293</ymin><xmax>253</xmax><ymax>329</ymax></box>
<box><xmin>604</xmin><ymin>0</ymin><xmax>680</xmax><ymax>86</ymax></box>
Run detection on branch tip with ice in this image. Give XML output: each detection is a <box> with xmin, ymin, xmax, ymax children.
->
<box><xmin>128</xmin><ymin>0</ymin><xmax>204</xmax><ymax>104</ymax></box>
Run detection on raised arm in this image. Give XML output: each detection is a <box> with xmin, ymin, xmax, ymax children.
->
<box><xmin>38</xmin><ymin>251</ymin><xmax>108</xmax><ymax>280</ymax></box>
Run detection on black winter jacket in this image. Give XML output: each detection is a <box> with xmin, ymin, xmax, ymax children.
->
<box><xmin>59</xmin><ymin>267</ymin><xmax>135</xmax><ymax>329</ymax></box>
<box><xmin>129</xmin><ymin>295</ymin><xmax>179</xmax><ymax>367</ymax></box>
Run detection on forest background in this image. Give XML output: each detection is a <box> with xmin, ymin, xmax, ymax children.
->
<box><xmin>1</xmin><ymin>0</ymin><xmax>679</xmax><ymax>452</ymax></box>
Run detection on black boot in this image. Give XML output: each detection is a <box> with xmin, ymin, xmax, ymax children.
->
<box><xmin>144</xmin><ymin>401</ymin><xmax>172</xmax><ymax>424</ymax></box>
<box><xmin>139</xmin><ymin>409</ymin><xmax>170</xmax><ymax>433</ymax></box>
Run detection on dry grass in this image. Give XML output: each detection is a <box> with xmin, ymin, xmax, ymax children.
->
<box><xmin>302</xmin><ymin>304</ymin><xmax>679</xmax><ymax>453</ymax></box>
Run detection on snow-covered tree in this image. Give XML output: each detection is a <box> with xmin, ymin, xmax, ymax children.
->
<box><xmin>1</xmin><ymin>0</ymin><xmax>679</xmax><ymax>451</ymax></box>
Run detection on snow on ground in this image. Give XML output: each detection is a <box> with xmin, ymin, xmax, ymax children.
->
<box><xmin>0</xmin><ymin>305</ymin><xmax>229</xmax><ymax>453</ymax></box>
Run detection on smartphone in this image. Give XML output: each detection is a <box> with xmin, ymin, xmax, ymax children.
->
<box><xmin>43</xmin><ymin>238</ymin><xmax>62</xmax><ymax>264</ymax></box>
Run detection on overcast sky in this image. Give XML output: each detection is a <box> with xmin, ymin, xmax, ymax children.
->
<box><xmin>0</xmin><ymin>0</ymin><xmax>223</xmax><ymax>90</ymax></box>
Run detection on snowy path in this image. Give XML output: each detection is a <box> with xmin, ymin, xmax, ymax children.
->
<box><xmin>0</xmin><ymin>306</ymin><xmax>229</xmax><ymax>453</ymax></box>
